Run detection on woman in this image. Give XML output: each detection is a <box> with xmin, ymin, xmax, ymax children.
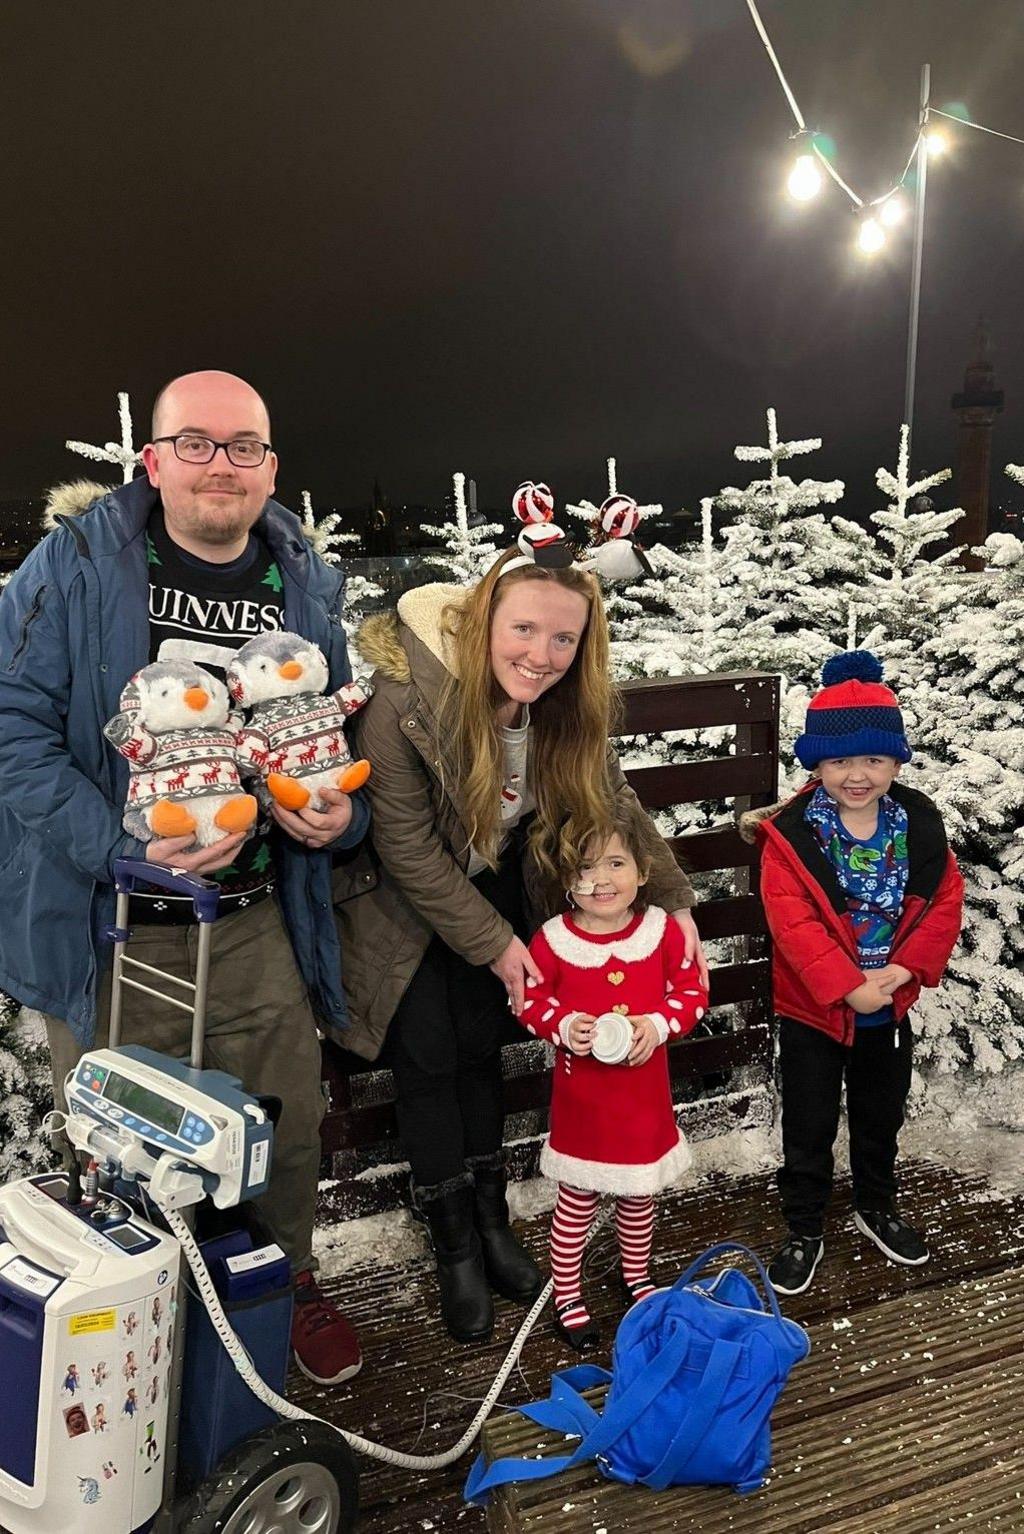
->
<box><xmin>333</xmin><ymin>542</ymin><xmax>704</xmax><ymax>1342</ymax></box>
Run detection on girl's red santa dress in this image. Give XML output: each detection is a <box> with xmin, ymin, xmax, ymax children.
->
<box><xmin>521</xmin><ymin>906</ymin><xmax>709</xmax><ymax>1196</ymax></box>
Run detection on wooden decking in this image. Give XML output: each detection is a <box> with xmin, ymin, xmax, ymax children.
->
<box><xmin>288</xmin><ymin>1158</ymin><xmax>1024</xmax><ymax>1532</ymax></box>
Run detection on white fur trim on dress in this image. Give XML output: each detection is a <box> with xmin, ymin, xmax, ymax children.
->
<box><xmin>541</xmin><ymin>906</ymin><xmax>668</xmax><ymax>968</ymax></box>
<box><xmin>540</xmin><ymin>1129</ymin><xmax>692</xmax><ymax>1196</ymax></box>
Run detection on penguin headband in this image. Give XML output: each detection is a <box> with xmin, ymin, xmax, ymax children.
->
<box><xmin>496</xmin><ymin>481</ymin><xmax>650</xmax><ymax>580</ymax></box>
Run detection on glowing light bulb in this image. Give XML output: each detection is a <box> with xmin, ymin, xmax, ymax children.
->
<box><xmin>878</xmin><ymin>194</ymin><xmax>907</xmax><ymax>227</ymax></box>
<box><xmin>925</xmin><ymin>128</ymin><xmax>949</xmax><ymax>156</ymax></box>
<box><xmin>857</xmin><ymin>217</ymin><xmax>886</xmax><ymax>254</ymax></box>
<box><xmin>787</xmin><ymin>153</ymin><xmax>823</xmax><ymax>202</ymax></box>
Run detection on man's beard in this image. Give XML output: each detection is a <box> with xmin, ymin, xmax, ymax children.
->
<box><xmin>174</xmin><ymin>493</ymin><xmax>262</xmax><ymax>545</ymax></box>
<box><xmin>190</xmin><ymin>507</ymin><xmax>255</xmax><ymax>543</ymax></box>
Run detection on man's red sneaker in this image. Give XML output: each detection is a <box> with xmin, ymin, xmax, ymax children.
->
<box><xmin>291</xmin><ymin>1271</ymin><xmax>363</xmax><ymax>1385</ymax></box>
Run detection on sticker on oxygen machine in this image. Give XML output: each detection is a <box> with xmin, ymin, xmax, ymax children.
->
<box><xmin>68</xmin><ymin>1308</ymin><xmax>116</xmax><ymax>1336</ymax></box>
<box><xmin>225</xmin><ymin>1242</ymin><xmax>286</xmax><ymax>1275</ymax></box>
<box><xmin>248</xmin><ymin>1137</ymin><xmax>270</xmax><ymax>1185</ymax></box>
<box><xmin>1</xmin><ymin>1256</ymin><xmax>61</xmax><ymax>1297</ymax></box>
<box><xmin>63</xmin><ymin>1403</ymin><xmax>89</xmax><ymax>1439</ymax></box>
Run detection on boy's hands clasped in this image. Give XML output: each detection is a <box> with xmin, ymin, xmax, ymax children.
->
<box><xmin>845</xmin><ymin>963</ymin><xmax>914</xmax><ymax>1013</ymax></box>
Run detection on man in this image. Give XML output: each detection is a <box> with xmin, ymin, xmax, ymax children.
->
<box><xmin>0</xmin><ymin>371</ymin><xmax>366</xmax><ymax>1385</ymax></box>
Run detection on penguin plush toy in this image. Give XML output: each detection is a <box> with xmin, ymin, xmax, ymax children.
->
<box><xmin>227</xmin><ymin>631</ymin><xmax>372</xmax><ymax>812</ymax></box>
<box><xmin>104</xmin><ymin>660</ymin><xmax>257</xmax><ymax>848</ymax></box>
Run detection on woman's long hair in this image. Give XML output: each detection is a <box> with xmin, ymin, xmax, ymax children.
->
<box><xmin>438</xmin><ymin>550</ymin><xmax>621</xmax><ymax>882</ymax></box>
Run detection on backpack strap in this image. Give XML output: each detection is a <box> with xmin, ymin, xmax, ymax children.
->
<box><xmin>674</xmin><ymin>1240</ymin><xmax>785</xmax><ymax>1323</ymax></box>
<box><xmin>463</xmin><ymin>1364</ymin><xmax>610</xmax><ymax>1505</ymax></box>
<box><xmin>521</xmin><ymin>1365</ymin><xmax>609</xmax><ymax>1438</ymax></box>
<box><xmin>643</xmin><ymin>1336</ymin><xmax>744</xmax><ymax>1491</ymax></box>
<box><xmin>465</xmin><ymin>1329</ymin><xmax>696</xmax><ymax>1504</ymax></box>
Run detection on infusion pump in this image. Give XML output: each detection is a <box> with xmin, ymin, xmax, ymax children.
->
<box><xmin>64</xmin><ymin>1046</ymin><xmax>273</xmax><ymax>1210</ymax></box>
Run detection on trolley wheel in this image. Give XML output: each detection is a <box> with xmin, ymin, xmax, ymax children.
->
<box><xmin>179</xmin><ymin>1419</ymin><xmax>359</xmax><ymax>1533</ymax></box>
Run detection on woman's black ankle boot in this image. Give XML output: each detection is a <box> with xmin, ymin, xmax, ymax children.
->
<box><xmin>467</xmin><ymin>1153</ymin><xmax>545</xmax><ymax>1305</ymax></box>
<box><xmin>414</xmin><ymin>1177</ymin><xmax>494</xmax><ymax>1344</ymax></box>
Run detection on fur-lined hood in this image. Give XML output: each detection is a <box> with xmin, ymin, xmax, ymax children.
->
<box><xmin>356</xmin><ymin>583</ymin><xmax>468</xmax><ymax>685</ymax></box>
<box><xmin>42</xmin><ymin>480</ymin><xmax>115</xmax><ymax>529</ymax></box>
<box><xmin>737</xmin><ymin>799</ymin><xmax>787</xmax><ymax>844</ymax></box>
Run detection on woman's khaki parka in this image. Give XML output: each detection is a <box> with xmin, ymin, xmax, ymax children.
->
<box><xmin>331</xmin><ymin>585</ymin><xmax>695</xmax><ymax>1060</ymax></box>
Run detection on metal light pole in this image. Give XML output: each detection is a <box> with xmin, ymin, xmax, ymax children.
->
<box><xmin>903</xmin><ymin>63</ymin><xmax>931</xmax><ymax>461</ymax></box>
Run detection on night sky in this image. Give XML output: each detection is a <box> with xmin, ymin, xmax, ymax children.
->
<box><xmin>4</xmin><ymin>0</ymin><xmax>1024</xmax><ymax>520</ymax></box>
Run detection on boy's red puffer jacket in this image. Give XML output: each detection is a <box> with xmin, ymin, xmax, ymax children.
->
<box><xmin>754</xmin><ymin>781</ymin><xmax>963</xmax><ymax>1046</ymax></box>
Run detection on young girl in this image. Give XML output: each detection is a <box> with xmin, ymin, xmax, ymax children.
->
<box><xmin>520</xmin><ymin>811</ymin><xmax>709</xmax><ymax>1348</ymax></box>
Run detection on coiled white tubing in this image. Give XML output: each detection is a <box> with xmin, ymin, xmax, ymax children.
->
<box><xmin>160</xmin><ymin>1199</ymin><xmax>578</xmax><ymax>1472</ymax></box>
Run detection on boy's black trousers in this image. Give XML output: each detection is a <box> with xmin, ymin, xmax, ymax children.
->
<box><xmin>777</xmin><ymin>1014</ymin><xmax>913</xmax><ymax>1239</ymax></box>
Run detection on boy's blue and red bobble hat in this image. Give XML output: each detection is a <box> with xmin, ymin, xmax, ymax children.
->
<box><xmin>794</xmin><ymin>650</ymin><xmax>912</xmax><ymax>770</ymax></box>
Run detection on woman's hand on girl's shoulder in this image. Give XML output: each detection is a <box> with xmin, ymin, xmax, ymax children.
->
<box><xmin>671</xmin><ymin>908</ymin><xmax>709</xmax><ymax>989</ymax></box>
<box><xmin>489</xmin><ymin>935</ymin><xmax>544</xmax><ymax>1016</ymax></box>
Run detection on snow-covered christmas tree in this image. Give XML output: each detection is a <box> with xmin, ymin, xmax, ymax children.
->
<box><xmin>850</xmin><ymin>424</ymin><xmax>970</xmax><ymax>649</ymax></box>
<box><xmin>903</xmin><ymin>493</ymin><xmax>1024</xmax><ymax>1077</ymax></box>
<box><xmin>608</xmin><ymin>499</ymin><xmax>725</xmax><ymax>679</ymax></box>
<box><xmin>615</xmin><ymin>413</ymin><xmax>851</xmax><ymax>803</ymax></box>
<box><xmin>713</xmin><ymin>407</ymin><xmax>851</xmax><ymax>654</ymax></box>
<box><xmin>66</xmin><ymin>391</ymin><xmax>141</xmax><ymax>484</ymax></box>
<box><xmin>419</xmin><ymin>473</ymin><xmax>504</xmax><ymax>585</ymax></box>
<box><xmin>298</xmin><ymin>490</ymin><xmax>384</xmax><ymax>668</ymax></box>
<box><xmin>0</xmin><ymin>997</ymin><xmax>57</xmax><ymax>1179</ymax></box>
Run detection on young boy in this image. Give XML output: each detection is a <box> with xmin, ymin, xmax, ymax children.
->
<box><xmin>753</xmin><ymin>651</ymin><xmax>963</xmax><ymax>1296</ymax></box>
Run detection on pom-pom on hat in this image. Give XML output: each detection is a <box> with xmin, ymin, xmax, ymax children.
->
<box><xmin>794</xmin><ymin>650</ymin><xmax>912</xmax><ymax>769</ymax></box>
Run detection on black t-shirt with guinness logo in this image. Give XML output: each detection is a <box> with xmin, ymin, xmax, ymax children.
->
<box><xmin>133</xmin><ymin>506</ymin><xmax>286</xmax><ymax>922</ymax></box>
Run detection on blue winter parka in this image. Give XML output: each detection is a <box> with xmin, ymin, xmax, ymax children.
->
<box><xmin>0</xmin><ymin>476</ymin><xmax>368</xmax><ymax>1046</ymax></box>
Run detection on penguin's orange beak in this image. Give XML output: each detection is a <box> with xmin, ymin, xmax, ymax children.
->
<box><xmin>278</xmin><ymin>661</ymin><xmax>303</xmax><ymax>680</ymax></box>
<box><xmin>183</xmin><ymin>688</ymin><xmax>209</xmax><ymax>711</ymax></box>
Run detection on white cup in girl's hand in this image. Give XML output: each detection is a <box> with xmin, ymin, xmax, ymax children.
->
<box><xmin>590</xmin><ymin>1011</ymin><xmax>633</xmax><ymax>1065</ymax></box>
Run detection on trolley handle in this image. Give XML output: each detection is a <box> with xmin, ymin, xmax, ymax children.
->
<box><xmin>113</xmin><ymin>857</ymin><xmax>221</xmax><ymax>924</ymax></box>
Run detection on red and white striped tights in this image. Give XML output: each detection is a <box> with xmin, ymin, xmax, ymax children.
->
<box><xmin>550</xmin><ymin>1183</ymin><xmax>657</xmax><ymax>1330</ymax></box>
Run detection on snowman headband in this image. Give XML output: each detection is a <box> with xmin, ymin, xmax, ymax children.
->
<box><xmin>495</xmin><ymin>482</ymin><xmax>644</xmax><ymax>579</ymax></box>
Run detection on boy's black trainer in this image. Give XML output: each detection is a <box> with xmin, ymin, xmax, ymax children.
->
<box><xmin>767</xmin><ymin>1235</ymin><xmax>823</xmax><ymax>1296</ymax></box>
<box><xmin>854</xmin><ymin>1209</ymin><xmax>929</xmax><ymax>1266</ymax></box>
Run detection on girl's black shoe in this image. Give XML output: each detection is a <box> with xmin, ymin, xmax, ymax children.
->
<box><xmin>552</xmin><ymin>1298</ymin><xmax>600</xmax><ymax>1352</ymax></box>
<box><xmin>619</xmin><ymin>1272</ymin><xmax>658</xmax><ymax>1308</ymax></box>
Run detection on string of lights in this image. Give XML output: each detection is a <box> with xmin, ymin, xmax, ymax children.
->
<box><xmin>929</xmin><ymin>106</ymin><xmax>1024</xmax><ymax>148</ymax></box>
<box><xmin>745</xmin><ymin>0</ymin><xmax>1024</xmax><ymax>257</ymax></box>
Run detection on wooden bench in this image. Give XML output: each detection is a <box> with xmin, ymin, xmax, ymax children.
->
<box><xmin>318</xmin><ymin>671</ymin><xmax>781</xmax><ymax>1213</ymax></box>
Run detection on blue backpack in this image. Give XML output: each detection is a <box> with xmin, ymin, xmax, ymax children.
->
<box><xmin>465</xmin><ymin>1241</ymin><xmax>810</xmax><ymax>1504</ymax></box>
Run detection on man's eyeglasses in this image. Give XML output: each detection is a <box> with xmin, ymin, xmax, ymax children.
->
<box><xmin>152</xmin><ymin>434</ymin><xmax>272</xmax><ymax>468</ymax></box>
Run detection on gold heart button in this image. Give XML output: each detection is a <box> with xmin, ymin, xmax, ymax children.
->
<box><xmin>612</xmin><ymin>1002</ymin><xmax>630</xmax><ymax>1015</ymax></box>
<box><xmin>607</xmin><ymin>970</ymin><xmax>625</xmax><ymax>986</ymax></box>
